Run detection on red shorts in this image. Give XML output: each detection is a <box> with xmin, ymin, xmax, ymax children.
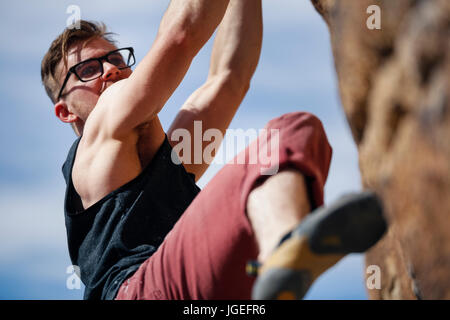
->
<box><xmin>115</xmin><ymin>112</ymin><xmax>332</xmax><ymax>299</ymax></box>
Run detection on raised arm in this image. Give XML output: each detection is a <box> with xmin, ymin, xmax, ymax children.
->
<box><xmin>86</xmin><ymin>0</ymin><xmax>231</xmax><ymax>140</ymax></box>
<box><xmin>167</xmin><ymin>0</ymin><xmax>263</xmax><ymax>180</ymax></box>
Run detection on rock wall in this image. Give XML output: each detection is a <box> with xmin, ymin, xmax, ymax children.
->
<box><xmin>311</xmin><ymin>0</ymin><xmax>450</xmax><ymax>299</ymax></box>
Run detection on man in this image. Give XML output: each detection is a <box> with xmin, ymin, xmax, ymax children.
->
<box><xmin>41</xmin><ymin>0</ymin><xmax>386</xmax><ymax>300</ymax></box>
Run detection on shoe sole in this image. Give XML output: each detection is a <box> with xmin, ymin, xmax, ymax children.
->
<box><xmin>252</xmin><ymin>191</ymin><xmax>387</xmax><ymax>300</ymax></box>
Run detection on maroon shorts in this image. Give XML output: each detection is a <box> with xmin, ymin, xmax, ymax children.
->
<box><xmin>115</xmin><ymin>112</ymin><xmax>332</xmax><ymax>300</ymax></box>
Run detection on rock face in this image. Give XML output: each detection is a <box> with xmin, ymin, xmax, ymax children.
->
<box><xmin>311</xmin><ymin>0</ymin><xmax>450</xmax><ymax>299</ymax></box>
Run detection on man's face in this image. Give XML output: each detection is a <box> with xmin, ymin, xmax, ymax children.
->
<box><xmin>55</xmin><ymin>37</ymin><xmax>132</xmax><ymax>125</ymax></box>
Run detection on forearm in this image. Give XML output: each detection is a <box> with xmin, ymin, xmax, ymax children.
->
<box><xmin>135</xmin><ymin>0</ymin><xmax>231</xmax><ymax>102</ymax></box>
<box><xmin>104</xmin><ymin>0</ymin><xmax>231</xmax><ymax>139</ymax></box>
<box><xmin>186</xmin><ymin>0</ymin><xmax>263</xmax><ymax>136</ymax></box>
<box><xmin>209</xmin><ymin>0</ymin><xmax>263</xmax><ymax>86</ymax></box>
<box><xmin>158</xmin><ymin>0</ymin><xmax>231</xmax><ymax>55</ymax></box>
<box><xmin>175</xmin><ymin>0</ymin><xmax>263</xmax><ymax>134</ymax></box>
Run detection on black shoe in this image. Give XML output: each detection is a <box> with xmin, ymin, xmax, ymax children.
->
<box><xmin>251</xmin><ymin>191</ymin><xmax>387</xmax><ymax>300</ymax></box>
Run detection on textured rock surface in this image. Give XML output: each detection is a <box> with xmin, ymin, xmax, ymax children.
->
<box><xmin>311</xmin><ymin>0</ymin><xmax>450</xmax><ymax>299</ymax></box>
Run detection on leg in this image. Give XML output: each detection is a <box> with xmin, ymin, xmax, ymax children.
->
<box><xmin>247</xmin><ymin>118</ymin><xmax>387</xmax><ymax>300</ymax></box>
<box><xmin>247</xmin><ymin>169</ymin><xmax>311</xmax><ymax>263</ymax></box>
<box><xmin>115</xmin><ymin>112</ymin><xmax>332</xmax><ymax>300</ymax></box>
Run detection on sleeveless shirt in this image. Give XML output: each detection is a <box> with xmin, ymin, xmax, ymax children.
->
<box><xmin>62</xmin><ymin>135</ymin><xmax>200</xmax><ymax>299</ymax></box>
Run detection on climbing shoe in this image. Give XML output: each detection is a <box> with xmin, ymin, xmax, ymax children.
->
<box><xmin>251</xmin><ymin>191</ymin><xmax>387</xmax><ymax>300</ymax></box>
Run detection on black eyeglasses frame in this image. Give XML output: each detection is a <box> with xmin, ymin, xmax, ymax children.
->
<box><xmin>56</xmin><ymin>47</ymin><xmax>135</xmax><ymax>101</ymax></box>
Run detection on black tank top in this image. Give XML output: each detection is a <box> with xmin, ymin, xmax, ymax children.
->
<box><xmin>62</xmin><ymin>135</ymin><xmax>200</xmax><ymax>299</ymax></box>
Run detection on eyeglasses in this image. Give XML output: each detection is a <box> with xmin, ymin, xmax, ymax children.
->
<box><xmin>57</xmin><ymin>47</ymin><xmax>136</xmax><ymax>100</ymax></box>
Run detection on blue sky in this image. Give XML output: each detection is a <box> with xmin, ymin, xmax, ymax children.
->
<box><xmin>0</xmin><ymin>0</ymin><xmax>369</xmax><ymax>300</ymax></box>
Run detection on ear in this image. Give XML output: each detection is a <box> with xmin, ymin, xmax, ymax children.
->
<box><xmin>55</xmin><ymin>101</ymin><xmax>78</xmax><ymax>123</ymax></box>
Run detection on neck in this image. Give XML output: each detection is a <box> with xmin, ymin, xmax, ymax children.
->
<box><xmin>72</xmin><ymin>122</ymin><xmax>83</xmax><ymax>137</ymax></box>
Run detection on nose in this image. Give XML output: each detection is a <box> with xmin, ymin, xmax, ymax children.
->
<box><xmin>101</xmin><ymin>61</ymin><xmax>121</xmax><ymax>81</ymax></box>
